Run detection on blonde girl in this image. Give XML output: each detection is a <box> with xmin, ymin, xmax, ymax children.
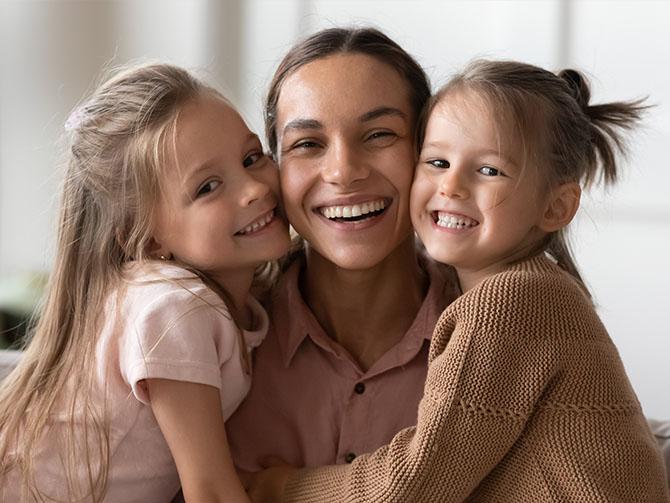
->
<box><xmin>247</xmin><ymin>60</ymin><xmax>669</xmax><ymax>502</ymax></box>
<box><xmin>0</xmin><ymin>62</ymin><xmax>290</xmax><ymax>502</ymax></box>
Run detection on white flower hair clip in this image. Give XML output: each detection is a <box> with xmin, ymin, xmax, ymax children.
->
<box><xmin>64</xmin><ymin>107</ymin><xmax>86</xmax><ymax>132</ymax></box>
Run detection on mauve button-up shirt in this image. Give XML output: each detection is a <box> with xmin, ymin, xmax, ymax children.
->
<box><xmin>227</xmin><ymin>257</ymin><xmax>458</xmax><ymax>470</ymax></box>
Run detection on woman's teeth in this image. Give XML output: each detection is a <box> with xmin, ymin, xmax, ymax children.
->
<box><xmin>435</xmin><ymin>212</ymin><xmax>478</xmax><ymax>229</ymax></box>
<box><xmin>237</xmin><ymin>210</ymin><xmax>274</xmax><ymax>235</ymax></box>
<box><xmin>320</xmin><ymin>199</ymin><xmax>387</xmax><ymax>220</ymax></box>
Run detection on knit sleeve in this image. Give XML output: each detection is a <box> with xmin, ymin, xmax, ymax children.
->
<box><xmin>283</xmin><ymin>269</ymin><xmax>565</xmax><ymax>502</ymax></box>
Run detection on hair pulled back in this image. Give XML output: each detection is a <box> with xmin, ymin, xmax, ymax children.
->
<box><xmin>265</xmin><ymin>26</ymin><xmax>431</xmax><ymax>157</ymax></box>
<box><xmin>425</xmin><ymin>59</ymin><xmax>647</xmax><ymax>290</ymax></box>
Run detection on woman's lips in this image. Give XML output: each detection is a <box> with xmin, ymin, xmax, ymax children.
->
<box><xmin>317</xmin><ymin>197</ymin><xmax>388</xmax><ymax>220</ymax></box>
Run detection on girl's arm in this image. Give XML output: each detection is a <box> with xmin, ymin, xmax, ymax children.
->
<box><xmin>146</xmin><ymin>378</ymin><xmax>250</xmax><ymax>503</ymax></box>
<box><xmin>268</xmin><ymin>270</ymin><xmax>566</xmax><ymax>503</ymax></box>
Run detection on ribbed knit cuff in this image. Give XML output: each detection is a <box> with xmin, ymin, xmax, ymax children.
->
<box><xmin>283</xmin><ymin>463</ymin><xmax>351</xmax><ymax>503</ymax></box>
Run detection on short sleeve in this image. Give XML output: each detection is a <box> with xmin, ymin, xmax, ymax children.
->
<box><xmin>120</xmin><ymin>283</ymin><xmax>239</xmax><ymax>404</ymax></box>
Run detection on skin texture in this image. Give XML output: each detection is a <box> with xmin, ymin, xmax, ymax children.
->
<box><xmin>411</xmin><ymin>91</ymin><xmax>580</xmax><ymax>291</ymax></box>
<box><xmin>275</xmin><ymin>53</ymin><xmax>426</xmax><ymax>370</ymax></box>
<box><xmin>147</xmin><ymin>94</ymin><xmax>290</xmax><ymax>502</ymax></box>
<box><xmin>148</xmin><ymin>379</ymin><xmax>251</xmax><ymax>503</ymax></box>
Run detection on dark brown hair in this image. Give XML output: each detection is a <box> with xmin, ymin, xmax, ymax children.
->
<box><xmin>264</xmin><ymin>26</ymin><xmax>431</xmax><ymax>157</ymax></box>
<box><xmin>421</xmin><ymin>59</ymin><xmax>647</xmax><ymax>292</ymax></box>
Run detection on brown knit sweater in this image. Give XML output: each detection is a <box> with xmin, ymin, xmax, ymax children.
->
<box><xmin>283</xmin><ymin>256</ymin><xmax>669</xmax><ymax>502</ymax></box>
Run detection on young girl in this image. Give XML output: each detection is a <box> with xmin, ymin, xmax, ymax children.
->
<box><xmin>0</xmin><ymin>62</ymin><xmax>290</xmax><ymax>502</ymax></box>
<box><xmin>247</xmin><ymin>60</ymin><xmax>669</xmax><ymax>501</ymax></box>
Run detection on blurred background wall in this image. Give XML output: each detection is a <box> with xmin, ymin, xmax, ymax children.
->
<box><xmin>0</xmin><ymin>0</ymin><xmax>668</xmax><ymax>417</ymax></box>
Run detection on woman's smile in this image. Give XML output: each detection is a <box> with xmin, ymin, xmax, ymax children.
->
<box><xmin>276</xmin><ymin>53</ymin><xmax>416</xmax><ymax>270</ymax></box>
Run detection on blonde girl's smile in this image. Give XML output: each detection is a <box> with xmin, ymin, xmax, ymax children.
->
<box><xmin>152</xmin><ymin>93</ymin><xmax>291</xmax><ymax>282</ymax></box>
<box><xmin>235</xmin><ymin>207</ymin><xmax>282</xmax><ymax>236</ymax></box>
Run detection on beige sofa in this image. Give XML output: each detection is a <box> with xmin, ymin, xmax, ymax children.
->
<box><xmin>1</xmin><ymin>349</ymin><xmax>668</xmax><ymax>485</ymax></box>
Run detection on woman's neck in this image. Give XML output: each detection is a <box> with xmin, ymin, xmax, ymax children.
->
<box><xmin>302</xmin><ymin>235</ymin><xmax>427</xmax><ymax>371</ymax></box>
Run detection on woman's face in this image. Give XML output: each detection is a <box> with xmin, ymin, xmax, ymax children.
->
<box><xmin>275</xmin><ymin>53</ymin><xmax>417</xmax><ymax>270</ymax></box>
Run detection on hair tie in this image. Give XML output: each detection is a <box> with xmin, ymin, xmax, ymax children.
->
<box><xmin>559</xmin><ymin>69</ymin><xmax>591</xmax><ymax>111</ymax></box>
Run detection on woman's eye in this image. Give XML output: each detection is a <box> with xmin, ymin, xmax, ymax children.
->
<box><xmin>427</xmin><ymin>159</ymin><xmax>450</xmax><ymax>169</ymax></box>
<box><xmin>479</xmin><ymin>166</ymin><xmax>501</xmax><ymax>176</ymax></box>
<box><xmin>196</xmin><ymin>180</ymin><xmax>221</xmax><ymax>197</ymax></box>
<box><xmin>293</xmin><ymin>140</ymin><xmax>319</xmax><ymax>150</ymax></box>
<box><xmin>366</xmin><ymin>131</ymin><xmax>396</xmax><ymax>143</ymax></box>
<box><xmin>243</xmin><ymin>152</ymin><xmax>264</xmax><ymax>168</ymax></box>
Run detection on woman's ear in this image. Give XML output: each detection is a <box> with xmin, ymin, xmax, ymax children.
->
<box><xmin>539</xmin><ymin>182</ymin><xmax>581</xmax><ymax>232</ymax></box>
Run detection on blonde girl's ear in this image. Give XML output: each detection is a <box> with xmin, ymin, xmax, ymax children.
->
<box><xmin>539</xmin><ymin>182</ymin><xmax>581</xmax><ymax>233</ymax></box>
<box><xmin>146</xmin><ymin>236</ymin><xmax>171</xmax><ymax>261</ymax></box>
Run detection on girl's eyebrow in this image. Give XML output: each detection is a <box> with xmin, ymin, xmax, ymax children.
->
<box><xmin>183</xmin><ymin>158</ymin><xmax>217</xmax><ymax>186</ymax></box>
<box><xmin>422</xmin><ymin>141</ymin><xmax>517</xmax><ymax>165</ymax></box>
<box><xmin>182</xmin><ymin>133</ymin><xmax>259</xmax><ymax>185</ymax></box>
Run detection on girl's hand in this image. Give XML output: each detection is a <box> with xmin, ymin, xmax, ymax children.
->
<box><xmin>244</xmin><ymin>464</ymin><xmax>296</xmax><ymax>503</ymax></box>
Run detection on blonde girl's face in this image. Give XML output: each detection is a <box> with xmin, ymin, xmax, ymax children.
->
<box><xmin>152</xmin><ymin>93</ymin><xmax>290</xmax><ymax>285</ymax></box>
<box><xmin>410</xmin><ymin>91</ymin><xmax>549</xmax><ymax>281</ymax></box>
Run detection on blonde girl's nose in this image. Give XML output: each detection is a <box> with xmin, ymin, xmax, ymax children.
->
<box><xmin>239</xmin><ymin>173</ymin><xmax>270</xmax><ymax>207</ymax></box>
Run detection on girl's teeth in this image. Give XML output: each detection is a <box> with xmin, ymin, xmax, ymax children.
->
<box><xmin>320</xmin><ymin>199</ymin><xmax>387</xmax><ymax>220</ymax></box>
<box><xmin>436</xmin><ymin>213</ymin><xmax>478</xmax><ymax>229</ymax></box>
<box><xmin>239</xmin><ymin>211</ymin><xmax>274</xmax><ymax>235</ymax></box>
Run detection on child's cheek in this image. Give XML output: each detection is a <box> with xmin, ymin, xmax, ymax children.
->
<box><xmin>409</xmin><ymin>171</ymin><xmax>430</xmax><ymax>228</ymax></box>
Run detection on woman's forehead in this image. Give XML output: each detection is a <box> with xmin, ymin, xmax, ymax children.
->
<box><xmin>276</xmin><ymin>53</ymin><xmax>412</xmax><ymax>122</ymax></box>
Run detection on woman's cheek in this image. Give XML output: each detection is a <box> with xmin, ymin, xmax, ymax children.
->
<box><xmin>279</xmin><ymin>161</ymin><xmax>312</xmax><ymax>230</ymax></box>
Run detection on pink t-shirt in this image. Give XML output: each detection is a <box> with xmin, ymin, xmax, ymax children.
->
<box><xmin>227</xmin><ymin>257</ymin><xmax>459</xmax><ymax>470</ymax></box>
<box><xmin>2</xmin><ymin>263</ymin><xmax>267</xmax><ymax>503</ymax></box>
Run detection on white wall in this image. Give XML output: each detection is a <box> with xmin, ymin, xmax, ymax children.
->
<box><xmin>1</xmin><ymin>0</ymin><xmax>668</xmax><ymax>417</ymax></box>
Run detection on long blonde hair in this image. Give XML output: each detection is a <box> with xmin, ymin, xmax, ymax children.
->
<box><xmin>0</xmin><ymin>62</ymin><xmax>216</xmax><ymax>501</ymax></box>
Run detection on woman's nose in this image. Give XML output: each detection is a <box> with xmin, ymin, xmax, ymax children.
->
<box><xmin>320</xmin><ymin>140</ymin><xmax>370</xmax><ymax>187</ymax></box>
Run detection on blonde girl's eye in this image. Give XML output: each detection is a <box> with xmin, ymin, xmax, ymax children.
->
<box><xmin>479</xmin><ymin>165</ymin><xmax>503</xmax><ymax>177</ymax></box>
<box><xmin>427</xmin><ymin>159</ymin><xmax>450</xmax><ymax>169</ymax></box>
<box><xmin>196</xmin><ymin>179</ymin><xmax>221</xmax><ymax>198</ymax></box>
<box><xmin>243</xmin><ymin>151</ymin><xmax>264</xmax><ymax>168</ymax></box>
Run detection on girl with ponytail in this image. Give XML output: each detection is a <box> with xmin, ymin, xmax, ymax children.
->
<box><xmin>246</xmin><ymin>60</ymin><xmax>669</xmax><ymax>502</ymax></box>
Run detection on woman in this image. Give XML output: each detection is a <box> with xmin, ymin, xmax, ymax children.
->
<box><xmin>226</xmin><ymin>27</ymin><xmax>458</xmax><ymax>470</ymax></box>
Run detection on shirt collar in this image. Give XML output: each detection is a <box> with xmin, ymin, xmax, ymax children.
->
<box><xmin>269</xmin><ymin>258</ymin><xmax>322</xmax><ymax>367</ymax></box>
<box><xmin>269</xmin><ymin>254</ymin><xmax>460</xmax><ymax>368</ymax></box>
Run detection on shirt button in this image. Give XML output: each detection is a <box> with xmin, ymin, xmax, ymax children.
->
<box><xmin>345</xmin><ymin>452</ymin><xmax>356</xmax><ymax>463</ymax></box>
<box><xmin>354</xmin><ymin>382</ymin><xmax>365</xmax><ymax>394</ymax></box>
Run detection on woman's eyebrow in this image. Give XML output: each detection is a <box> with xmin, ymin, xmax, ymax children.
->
<box><xmin>283</xmin><ymin>118</ymin><xmax>322</xmax><ymax>133</ymax></box>
<box><xmin>359</xmin><ymin>106</ymin><xmax>407</xmax><ymax>122</ymax></box>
